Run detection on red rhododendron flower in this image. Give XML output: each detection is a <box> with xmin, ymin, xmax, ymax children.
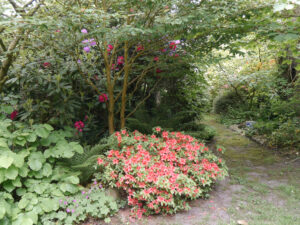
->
<box><xmin>169</xmin><ymin>42</ymin><xmax>177</xmax><ymax>50</ymax></box>
<box><xmin>74</xmin><ymin>121</ymin><xmax>84</xmax><ymax>132</ymax></box>
<box><xmin>117</xmin><ymin>56</ymin><xmax>124</xmax><ymax>65</ymax></box>
<box><xmin>136</xmin><ymin>45</ymin><xmax>144</xmax><ymax>52</ymax></box>
<box><xmin>154</xmin><ymin>56</ymin><xmax>159</xmax><ymax>62</ymax></box>
<box><xmin>98</xmin><ymin>93</ymin><xmax>108</xmax><ymax>103</ymax></box>
<box><xmin>156</xmin><ymin>68</ymin><xmax>162</xmax><ymax>73</ymax></box>
<box><xmin>218</xmin><ymin>148</ymin><xmax>222</xmax><ymax>152</ymax></box>
<box><xmin>43</xmin><ymin>62</ymin><xmax>51</xmax><ymax>68</ymax></box>
<box><xmin>10</xmin><ymin>110</ymin><xmax>18</xmax><ymax>120</ymax></box>
<box><xmin>107</xmin><ymin>44</ymin><xmax>114</xmax><ymax>52</ymax></box>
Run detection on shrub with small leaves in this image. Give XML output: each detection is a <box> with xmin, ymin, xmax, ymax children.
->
<box><xmin>41</xmin><ymin>181</ymin><xmax>120</xmax><ymax>225</ymax></box>
<box><xmin>95</xmin><ymin>128</ymin><xmax>228</xmax><ymax>218</ymax></box>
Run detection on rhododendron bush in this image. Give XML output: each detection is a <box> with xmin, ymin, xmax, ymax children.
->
<box><xmin>95</xmin><ymin>128</ymin><xmax>228</xmax><ymax>218</ymax></box>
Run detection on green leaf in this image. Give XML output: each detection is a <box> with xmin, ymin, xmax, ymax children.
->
<box><xmin>64</xmin><ymin>176</ymin><xmax>79</xmax><ymax>184</ymax></box>
<box><xmin>18</xmin><ymin>166</ymin><xmax>29</xmax><ymax>177</ymax></box>
<box><xmin>3</xmin><ymin>181</ymin><xmax>15</xmax><ymax>192</ymax></box>
<box><xmin>69</xmin><ymin>142</ymin><xmax>84</xmax><ymax>154</ymax></box>
<box><xmin>0</xmin><ymin>155</ymin><xmax>14</xmax><ymax>169</ymax></box>
<box><xmin>28</xmin><ymin>152</ymin><xmax>45</xmax><ymax>171</ymax></box>
<box><xmin>35</xmin><ymin>126</ymin><xmax>50</xmax><ymax>139</ymax></box>
<box><xmin>0</xmin><ymin>169</ymin><xmax>5</xmax><ymax>183</ymax></box>
<box><xmin>5</xmin><ymin>166</ymin><xmax>18</xmax><ymax>180</ymax></box>
<box><xmin>12</xmin><ymin>154</ymin><xmax>24</xmax><ymax>168</ymax></box>
<box><xmin>40</xmin><ymin>199</ymin><xmax>59</xmax><ymax>213</ymax></box>
<box><xmin>26</xmin><ymin>133</ymin><xmax>37</xmax><ymax>143</ymax></box>
<box><xmin>18</xmin><ymin>198</ymin><xmax>30</xmax><ymax>209</ymax></box>
<box><xmin>59</xmin><ymin>183</ymin><xmax>79</xmax><ymax>194</ymax></box>
<box><xmin>0</xmin><ymin>139</ymin><xmax>9</xmax><ymax>149</ymax></box>
<box><xmin>12</xmin><ymin>214</ymin><xmax>33</xmax><ymax>225</ymax></box>
<box><xmin>42</xmin><ymin>163</ymin><xmax>52</xmax><ymax>177</ymax></box>
<box><xmin>0</xmin><ymin>205</ymin><xmax>6</xmax><ymax>220</ymax></box>
<box><xmin>43</xmin><ymin>124</ymin><xmax>54</xmax><ymax>131</ymax></box>
<box><xmin>12</xmin><ymin>177</ymin><xmax>22</xmax><ymax>187</ymax></box>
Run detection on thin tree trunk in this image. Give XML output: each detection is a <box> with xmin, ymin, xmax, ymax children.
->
<box><xmin>120</xmin><ymin>41</ymin><xmax>129</xmax><ymax>129</ymax></box>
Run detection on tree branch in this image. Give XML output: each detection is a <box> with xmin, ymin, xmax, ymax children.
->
<box><xmin>125</xmin><ymin>79</ymin><xmax>161</xmax><ymax>119</ymax></box>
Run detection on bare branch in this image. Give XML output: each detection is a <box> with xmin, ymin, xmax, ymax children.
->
<box><xmin>126</xmin><ymin>79</ymin><xmax>161</xmax><ymax>119</ymax></box>
<box><xmin>0</xmin><ymin>38</ymin><xmax>7</xmax><ymax>51</ymax></box>
<box><xmin>8</xmin><ymin>0</ymin><xmax>26</xmax><ymax>15</ymax></box>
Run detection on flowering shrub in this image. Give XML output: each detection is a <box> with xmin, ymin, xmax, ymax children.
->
<box><xmin>98</xmin><ymin>93</ymin><xmax>108</xmax><ymax>103</ymax></box>
<box><xmin>95</xmin><ymin>128</ymin><xmax>228</xmax><ymax>218</ymax></box>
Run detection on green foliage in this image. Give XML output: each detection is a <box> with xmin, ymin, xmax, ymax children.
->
<box><xmin>41</xmin><ymin>183</ymin><xmax>119</xmax><ymax>225</ymax></box>
<box><xmin>0</xmin><ymin>117</ymin><xmax>84</xmax><ymax>224</ymax></box>
<box><xmin>213</xmin><ymin>91</ymin><xmax>244</xmax><ymax>114</ymax></box>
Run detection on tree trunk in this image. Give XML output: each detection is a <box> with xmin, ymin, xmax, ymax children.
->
<box><xmin>120</xmin><ymin>41</ymin><xmax>129</xmax><ymax>129</ymax></box>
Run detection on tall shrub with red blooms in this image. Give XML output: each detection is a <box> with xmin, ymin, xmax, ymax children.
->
<box><xmin>95</xmin><ymin>128</ymin><xmax>228</xmax><ymax>218</ymax></box>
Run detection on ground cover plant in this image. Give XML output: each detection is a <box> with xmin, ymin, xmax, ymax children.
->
<box><xmin>95</xmin><ymin>128</ymin><xmax>228</xmax><ymax>218</ymax></box>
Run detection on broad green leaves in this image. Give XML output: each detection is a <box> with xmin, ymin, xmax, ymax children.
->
<box><xmin>0</xmin><ymin>118</ymin><xmax>83</xmax><ymax>224</ymax></box>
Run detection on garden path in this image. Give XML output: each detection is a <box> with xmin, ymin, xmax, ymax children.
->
<box><xmin>96</xmin><ymin>115</ymin><xmax>300</xmax><ymax>225</ymax></box>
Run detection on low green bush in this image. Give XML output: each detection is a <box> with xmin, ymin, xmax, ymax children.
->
<box><xmin>41</xmin><ymin>182</ymin><xmax>119</xmax><ymax>225</ymax></box>
<box><xmin>0</xmin><ymin>117</ymin><xmax>84</xmax><ymax>224</ymax></box>
<box><xmin>213</xmin><ymin>91</ymin><xmax>243</xmax><ymax>114</ymax></box>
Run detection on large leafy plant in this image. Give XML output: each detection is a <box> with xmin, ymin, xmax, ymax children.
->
<box><xmin>95</xmin><ymin>128</ymin><xmax>228</xmax><ymax>218</ymax></box>
<box><xmin>0</xmin><ymin>110</ymin><xmax>84</xmax><ymax>224</ymax></box>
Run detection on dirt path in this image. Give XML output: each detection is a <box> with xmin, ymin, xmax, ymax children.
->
<box><xmin>109</xmin><ymin>115</ymin><xmax>300</xmax><ymax>225</ymax></box>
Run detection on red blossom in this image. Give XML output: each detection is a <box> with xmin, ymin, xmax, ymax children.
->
<box><xmin>10</xmin><ymin>110</ymin><xmax>18</xmax><ymax>120</ymax></box>
<box><xmin>98</xmin><ymin>93</ymin><xmax>108</xmax><ymax>102</ymax></box>
<box><xmin>43</xmin><ymin>62</ymin><xmax>51</xmax><ymax>68</ymax></box>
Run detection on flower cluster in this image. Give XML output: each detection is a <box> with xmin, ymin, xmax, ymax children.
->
<box><xmin>98</xmin><ymin>93</ymin><xmax>108</xmax><ymax>103</ymax></box>
<box><xmin>10</xmin><ymin>110</ymin><xmax>18</xmax><ymax>120</ymax></box>
<box><xmin>96</xmin><ymin>128</ymin><xmax>228</xmax><ymax>218</ymax></box>
<box><xmin>74</xmin><ymin>121</ymin><xmax>85</xmax><ymax>132</ymax></box>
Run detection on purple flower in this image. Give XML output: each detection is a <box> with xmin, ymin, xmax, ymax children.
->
<box><xmin>77</xmin><ymin>59</ymin><xmax>81</xmax><ymax>63</ymax></box>
<box><xmin>64</xmin><ymin>201</ymin><xmax>68</xmax><ymax>205</ymax></box>
<box><xmin>93</xmin><ymin>181</ymin><xmax>97</xmax><ymax>185</ymax></box>
<box><xmin>90</xmin><ymin>41</ymin><xmax>96</xmax><ymax>46</ymax></box>
<box><xmin>81</xmin><ymin>29</ymin><xmax>88</xmax><ymax>34</ymax></box>
<box><xmin>72</xmin><ymin>209</ymin><xmax>75</xmax><ymax>213</ymax></box>
<box><xmin>83</xmin><ymin>46</ymin><xmax>90</xmax><ymax>53</ymax></box>
<box><xmin>82</xmin><ymin>39</ymin><xmax>89</xmax><ymax>44</ymax></box>
<box><xmin>73</xmin><ymin>199</ymin><xmax>76</xmax><ymax>203</ymax></box>
<box><xmin>82</xmin><ymin>191</ymin><xmax>85</xmax><ymax>195</ymax></box>
<box><xmin>66</xmin><ymin>208</ymin><xmax>71</xmax><ymax>213</ymax></box>
<box><xmin>59</xmin><ymin>200</ymin><xmax>62</xmax><ymax>204</ymax></box>
<box><xmin>86</xmin><ymin>196</ymin><xmax>89</xmax><ymax>199</ymax></box>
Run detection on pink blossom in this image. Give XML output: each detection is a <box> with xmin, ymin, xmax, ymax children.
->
<box><xmin>137</xmin><ymin>45</ymin><xmax>144</xmax><ymax>52</ymax></box>
<box><xmin>10</xmin><ymin>110</ymin><xmax>18</xmax><ymax>120</ymax></box>
<box><xmin>117</xmin><ymin>56</ymin><xmax>124</xmax><ymax>65</ymax></box>
<box><xmin>83</xmin><ymin>46</ymin><xmax>90</xmax><ymax>53</ymax></box>
<box><xmin>154</xmin><ymin>56</ymin><xmax>159</xmax><ymax>62</ymax></box>
<box><xmin>81</xmin><ymin>29</ymin><xmax>88</xmax><ymax>34</ymax></box>
<box><xmin>107</xmin><ymin>44</ymin><xmax>114</xmax><ymax>52</ymax></box>
<box><xmin>98</xmin><ymin>93</ymin><xmax>108</xmax><ymax>103</ymax></box>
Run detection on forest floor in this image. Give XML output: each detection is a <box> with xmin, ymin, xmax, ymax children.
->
<box><xmin>94</xmin><ymin>114</ymin><xmax>300</xmax><ymax>225</ymax></box>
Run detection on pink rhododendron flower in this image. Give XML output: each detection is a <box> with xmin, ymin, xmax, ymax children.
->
<box><xmin>10</xmin><ymin>110</ymin><xmax>18</xmax><ymax>120</ymax></box>
<box><xmin>97</xmin><ymin>158</ymin><xmax>104</xmax><ymax>165</ymax></box>
<box><xmin>107</xmin><ymin>44</ymin><xmax>114</xmax><ymax>52</ymax></box>
<box><xmin>117</xmin><ymin>56</ymin><xmax>124</xmax><ymax>65</ymax></box>
<box><xmin>155</xmin><ymin>127</ymin><xmax>161</xmax><ymax>132</ymax></box>
<box><xmin>175</xmin><ymin>40</ymin><xmax>181</xmax><ymax>44</ymax></box>
<box><xmin>161</xmin><ymin>48</ymin><xmax>167</xmax><ymax>52</ymax></box>
<box><xmin>174</xmin><ymin>53</ymin><xmax>179</xmax><ymax>58</ymax></box>
<box><xmin>81</xmin><ymin>29</ymin><xmax>88</xmax><ymax>34</ymax></box>
<box><xmin>136</xmin><ymin>45</ymin><xmax>144</xmax><ymax>52</ymax></box>
<box><xmin>169</xmin><ymin>42</ymin><xmax>176</xmax><ymax>50</ymax></box>
<box><xmin>43</xmin><ymin>62</ymin><xmax>51</xmax><ymax>68</ymax></box>
<box><xmin>98</xmin><ymin>93</ymin><xmax>108</xmax><ymax>103</ymax></box>
<box><xmin>83</xmin><ymin>46</ymin><xmax>90</xmax><ymax>53</ymax></box>
<box><xmin>156</xmin><ymin>68</ymin><xmax>162</xmax><ymax>73</ymax></box>
<box><xmin>55</xmin><ymin>29</ymin><xmax>61</xmax><ymax>33</ymax></box>
<box><xmin>74</xmin><ymin>121</ymin><xmax>85</xmax><ymax>132</ymax></box>
<box><xmin>154</xmin><ymin>56</ymin><xmax>159</xmax><ymax>62</ymax></box>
